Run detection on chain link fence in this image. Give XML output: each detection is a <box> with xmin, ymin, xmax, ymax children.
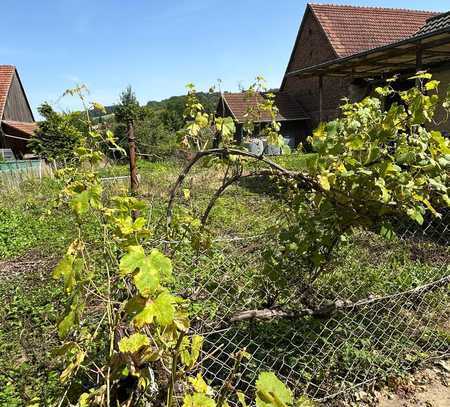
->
<box><xmin>166</xmin><ymin>169</ymin><xmax>450</xmax><ymax>404</ymax></box>
<box><xmin>83</xmin><ymin>157</ymin><xmax>449</xmax><ymax>403</ymax></box>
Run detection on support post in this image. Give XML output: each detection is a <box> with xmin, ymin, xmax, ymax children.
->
<box><xmin>415</xmin><ymin>44</ymin><xmax>424</xmax><ymax>90</ymax></box>
<box><xmin>318</xmin><ymin>75</ymin><xmax>323</xmax><ymax>122</ymax></box>
<box><xmin>127</xmin><ymin>121</ymin><xmax>139</xmax><ymax>194</ymax></box>
<box><xmin>415</xmin><ymin>44</ymin><xmax>423</xmax><ymax>72</ymax></box>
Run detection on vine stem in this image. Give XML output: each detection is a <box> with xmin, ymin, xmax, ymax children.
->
<box><xmin>167</xmin><ymin>331</ymin><xmax>186</xmax><ymax>407</ymax></box>
<box><xmin>216</xmin><ymin>351</ymin><xmax>245</xmax><ymax>407</ymax></box>
<box><xmin>165</xmin><ymin>148</ymin><xmax>321</xmax><ymax>244</ymax></box>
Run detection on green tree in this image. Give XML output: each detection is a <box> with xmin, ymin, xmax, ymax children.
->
<box><xmin>28</xmin><ymin>103</ymin><xmax>86</xmax><ymax>163</ymax></box>
<box><xmin>115</xmin><ymin>86</ymin><xmax>141</xmax><ymax>125</ymax></box>
<box><xmin>135</xmin><ymin>107</ymin><xmax>177</xmax><ymax>159</ymax></box>
<box><xmin>115</xmin><ymin>86</ymin><xmax>141</xmax><ymax>193</ymax></box>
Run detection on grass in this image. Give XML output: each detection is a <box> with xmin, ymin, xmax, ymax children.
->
<box><xmin>0</xmin><ymin>157</ymin><xmax>448</xmax><ymax>405</ymax></box>
<box><xmin>0</xmin><ymin>258</ymin><xmax>62</xmax><ymax>405</ymax></box>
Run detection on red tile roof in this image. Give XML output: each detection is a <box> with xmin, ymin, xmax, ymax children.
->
<box><xmin>222</xmin><ymin>92</ymin><xmax>309</xmax><ymax>123</ymax></box>
<box><xmin>0</xmin><ymin>65</ymin><xmax>15</xmax><ymax>119</ymax></box>
<box><xmin>309</xmin><ymin>4</ymin><xmax>438</xmax><ymax>57</ymax></box>
<box><xmin>2</xmin><ymin>120</ymin><xmax>38</xmax><ymax>138</ymax></box>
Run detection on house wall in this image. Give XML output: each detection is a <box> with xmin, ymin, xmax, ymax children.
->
<box><xmin>282</xmin><ymin>9</ymin><xmax>350</xmax><ymax>125</ymax></box>
<box><xmin>2</xmin><ymin>72</ymin><xmax>34</xmax><ymax>122</ymax></box>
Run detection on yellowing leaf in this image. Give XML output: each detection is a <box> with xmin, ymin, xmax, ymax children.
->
<box><xmin>407</xmin><ymin>207</ymin><xmax>424</xmax><ymax>225</ymax></box>
<box><xmin>183</xmin><ymin>393</ymin><xmax>216</xmax><ymax>407</ymax></box>
<box><xmin>118</xmin><ymin>333</ymin><xmax>150</xmax><ymax>354</ymax></box>
<box><xmin>119</xmin><ymin>246</ymin><xmax>145</xmax><ymax>276</ymax></box>
<box><xmin>189</xmin><ymin>373</ymin><xmax>209</xmax><ymax>394</ymax></box>
<box><xmin>58</xmin><ymin>310</ymin><xmax>77</xmax><ymax>338</ymax></box>
<box><xmin>318</xmin><ymin>174</ymin><xmax>330</xmax><ymax>191</ymax></box>
<box><xmin>152</xmin><ymin>292</ymin><xmax>177</xmax><ymax>326</ymax></box>
<box><xmin>255</xmin><ymin>372</ymin><xmax>293</xmax><ymax>407</ymax></box>
<box><xmin>181</xmin><ymin>336</ymin><xmax>204</xmax><ymax>368</ymax></box>
<box><xmin>237</xmin><ymin>392</ymin><xmax>248</xmax><ymax>407</ymax></box>
<box><xmin>148</xmin><ymin>249</ymin><xmax>173</xmax><ymax>281</ymax></box>
<box><xmin>133</xmin><ymin>292</ymin><xmax>179</xmax><ymax>328</ymax></box>
<box><xmin>133</xmin><ymin>304</ymin><xmax>156</xmax><ymax>328</ymax></box>
<box><xmin>183</xmin><ymin>188</ymin><xmax>191</xmax><ymax>200</ymax></box>
<box><xmin>70</xmin><ymin>190</ymin><xmax>90</xmax><ymax>215</ymax></box>
<box><xmin>425</xmin><ymin>80</ymin><xmax>440</xmax><ymax>91</ymax></box>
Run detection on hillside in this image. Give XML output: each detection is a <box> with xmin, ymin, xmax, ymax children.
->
<box><xmin>89</xmin><ymin>91</ymin><xmax>220</xmax><ymax>122</ymax></box>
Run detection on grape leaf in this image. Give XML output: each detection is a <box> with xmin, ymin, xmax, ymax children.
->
<box><xmin>256</xmin><ymin>372</ymin><xmax>293</xmax><ymax>407</ymax></box>
<box><xmin>118</xmin><ymin>333</ymin><xmax>150</xmax><ymax>354</ymax></box>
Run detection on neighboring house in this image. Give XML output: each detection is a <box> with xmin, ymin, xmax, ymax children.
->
<box><xmin>0</xmin><ymin>65</ymin><xmax>37</xmax><ymax>158</ymax></box>
<box><xmin>218</xmin><ymin>4</ymin><xmax>450</xmax><ymax>149</ymax></box>
<box><xmin>216</xmin><ymin>91</ymin><xmax>309</xmax><ymax>148</ymax></box>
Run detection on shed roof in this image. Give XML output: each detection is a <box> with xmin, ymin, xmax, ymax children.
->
<box><xmin>2</xmin><ymin>120</ymin><xmax>38</xmax><ymax>138</ymax></box>
<box><xmin>221</xmin><ymin>92</ymin><xmax>309</xmax><ymax>123</ymax></box>
<box><xmin>309</xmin><ymin>4</ymin><xmax>437</xmax><ymax>57</ymax></box>
<box><xmin>0</xmin><ymin>65</ymin><xmax>16</xmax><ymax>119</ymax></box>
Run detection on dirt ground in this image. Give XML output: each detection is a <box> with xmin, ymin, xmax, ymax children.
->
<box><xmin>377</xmin><ymin>361</ymin><xmax>450</xmax><ymax>407</ymax></box>
<box><xmin>338</xmin><ymin>359</ymin><xmax>450</xmax><ymax>407</ymax></box>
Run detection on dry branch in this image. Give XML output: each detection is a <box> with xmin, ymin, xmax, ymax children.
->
<box><xmin>229</xmin><ymin>274</ymin><xmax>450</xmax><ymax>323</ymax></box>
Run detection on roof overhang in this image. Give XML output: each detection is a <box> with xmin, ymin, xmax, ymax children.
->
<box><xmin>1</xmin><ymin>120</ymin><xmax>38</xmax><ymax>138</ymax></box>
<box><xmin>285</xmin><ymin>27</ymin><xmax>450</xmax><ymax>80</ymax></box>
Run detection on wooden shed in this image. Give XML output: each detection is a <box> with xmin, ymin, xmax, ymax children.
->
<box><xmin>283</xmin><ymin>5</ymin><xmax>450</xmax><ymax>132</ymax></box>
<box><xmin>219</xmin><ymin>4</ymin><xmax>450</xmax><ymax>149</ymax></box>
<box><xmin>0</xmin><ymin>65</ymin><xmax>37</xmax><ymax>158</ymax></box>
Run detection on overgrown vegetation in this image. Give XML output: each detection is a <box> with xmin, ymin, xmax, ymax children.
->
<box><xmin>1</xmin><ymin>73</ymin><xmax>449</xmax><ymax>406</ymax></box>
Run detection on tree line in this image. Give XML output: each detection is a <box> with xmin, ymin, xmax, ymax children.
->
<box><xmin>28</xmin><ymin>87</ymin><xmax>220</xmax><ymax>163</ymax></box>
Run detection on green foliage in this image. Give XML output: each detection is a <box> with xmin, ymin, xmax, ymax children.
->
<box><xmin>147</xmin><ymin>92</ymin><xmax>219</xmax><ymax>132</ymax></box>
<box><xmin>264</xmin><ymin>74</ymin><xmax>450</xmax><ymax>291</ymax></box>
<box><xmin>0</xmin><ymin>265</ymin><xmax>63</xmax><ymax>406</ymax></box>
<box><xmin>115</xmin><ymin>86</ymin><xmax>141</xmax><ymax>125</ymax></box>
<box><xmin>28</xmin><ymin>102</ymin><xmax>86</xmax><ymax>162</ymax></box>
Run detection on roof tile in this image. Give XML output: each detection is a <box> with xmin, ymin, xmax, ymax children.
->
<box><xmin>309</xmin><ymin>3</ymin><xmax>438</xmax><ymax>57</ymax></box>
<box><xmin>2</xmin><ymin>120</ymin><xmax>38</xmax><ymax>137</ymax></box>
<box><xmin>0</xmin><ymin>65</ymin><xmax>15</xmax><ymax>119</ymax></box>
<box><xmin>415</xmin><ymin>11</ymin><xmax>450</xmax><ymax>36</ymax></box>
<box><xmin>222</xmin><ymin>92</ymin><xmax>309</xmax><ymax>123</ymax></box>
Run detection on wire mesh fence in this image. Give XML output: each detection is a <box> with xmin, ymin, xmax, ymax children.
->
<box><xmin>3</xmin><ymin>155</ymin><xmax>447</xmax><ymax>404</ymax></box>
<box><xmin>167</xmin><ymin>168</ymin><xmax>450</xmax><ymax>404</ymax></box>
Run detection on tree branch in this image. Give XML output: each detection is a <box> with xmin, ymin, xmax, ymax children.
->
<box><xmin>228</xmin><ymin>274</ymin><xmax>450</xmax><ymax>323</ymax></box>
<box><xmin>165</xmin><ymin>148</ymin><xmax>322</xmax><ymax>235</ymax></box>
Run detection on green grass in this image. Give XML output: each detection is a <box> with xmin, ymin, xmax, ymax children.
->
<box><xmin>0</xmin><ymin>264</ymin><xmax>62</xmax><ymax>405</ymax></box>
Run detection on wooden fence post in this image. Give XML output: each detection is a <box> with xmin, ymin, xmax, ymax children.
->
<box><xmin>127</xmin><ymin>120</ymin><xmax>139</xmax><ymax>194</ymax></box>
<box><xmin>127</xmin><ymin>120</ymin><xmax>140</xmax><ymax>220</ymax></box>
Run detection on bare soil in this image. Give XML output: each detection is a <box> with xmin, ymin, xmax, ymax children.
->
<box><xmin>0</xmin><ymin>250</ymin><xmax>56</xmax><ymax>281</ymax></box>
<box><xmin>378</xmin><ymin>362</ymin><xmax>450</xmax><ymax>407</ymax></box>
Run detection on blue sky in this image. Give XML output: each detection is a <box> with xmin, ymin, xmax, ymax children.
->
<box><xmin>0</xmin><ymin>0</ymin><xmax>447</xmax><ymax>115</ymax></box>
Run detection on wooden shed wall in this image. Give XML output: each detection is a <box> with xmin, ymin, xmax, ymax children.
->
<box><xmin>2</xmin><ymin>73</ymin><xmax>34</xmax><ymax>122</ymax></box>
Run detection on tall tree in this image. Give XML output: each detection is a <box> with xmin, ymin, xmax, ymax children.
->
<box><xmin>115</xmin><ymin>86</ymin><xmax>141</xmax><ymax>195</ymax></box>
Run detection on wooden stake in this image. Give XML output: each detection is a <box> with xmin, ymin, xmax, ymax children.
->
<box><xmin>127</xmin><ymin>121</ymin><xmax>139</xmax><ymax>194</ymax></box>
<box><xmin>127</xmin><ymin>121</ymin><xmax>139</xmax><ymax>220</ymax></box>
